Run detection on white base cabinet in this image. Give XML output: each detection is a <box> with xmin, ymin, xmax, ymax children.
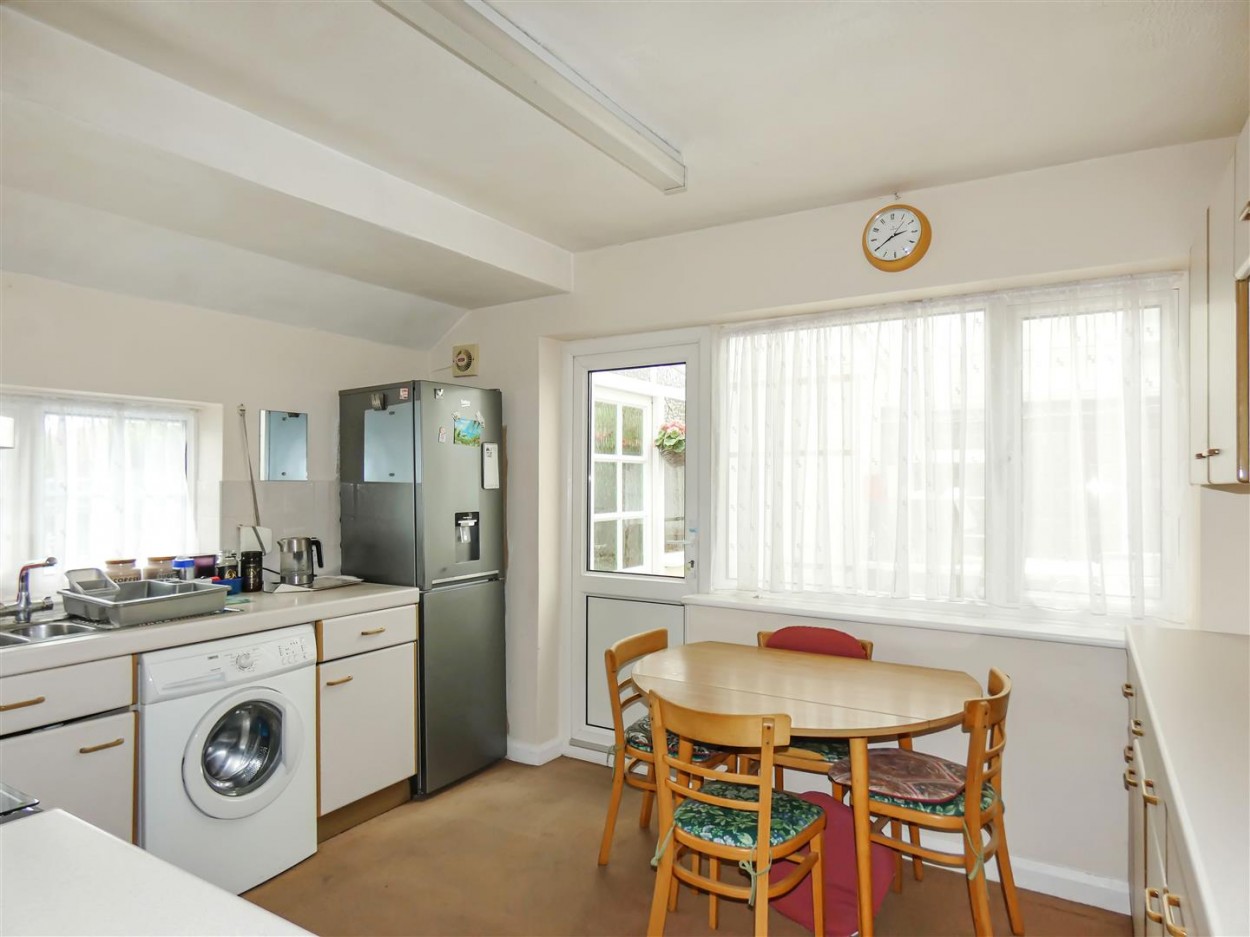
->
<box><xmin>0</xmin><ymin>710</ymin><xmax>137</xmax><ymax>842</ymax></box>
<box><xmin>315</xmin><ymin>606</ymin><xmax>417</xmax><ymax>816</ymax></box>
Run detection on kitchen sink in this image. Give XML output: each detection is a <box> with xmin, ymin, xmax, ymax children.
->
<box><xmin>0</xmin><ymin>632</ymin><xmax>31</xmax><ymax>647</ymax></box>
<box><xmin>7</xmin><ymin>621</ymin><xmax>98</xmax><ymax>641</ymax></box>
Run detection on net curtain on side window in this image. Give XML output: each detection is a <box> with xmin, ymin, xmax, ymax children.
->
<box><xmin>711</xmin><ymin>274</ymin><xmax>1185</xmax><ymax>622</ymax></box>
<box><xmin>0</xmin><ymin>391</ymin><xmax>198</xmax><ymax>592</ymax></box>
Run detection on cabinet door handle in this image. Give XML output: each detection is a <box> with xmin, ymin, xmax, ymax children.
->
<box><xmin>1163</xmin><ymin>892</ymin><xmax>1187</xmax><ymax>937</ymax></box>
<box><xmin>1121</xmin><ymin>682</ymin><xmax>1134</xmax><ymax>698</ymax></box>
<box><xmin>1142</xmin><ymin>778</ymin><xmax>1159</xmax><ymax>806</ymax></box>
<box><xmin>79</xmin><ymin>738</ymin><xmax>125</xmax><ymax>755</ymax></box>
<box><xmin>1240</xmin><ymin>200</ymin><xmax>1250</xmax><ymax>222</ymax></box>
<box><xmin>360</xmin><ymin>627</ymin><xmax>387</xmax><ymax>636</ymax></box>
<box><xmin>1205</xmin><ymin>447</ymin><xmax>1222</xmax><ymax>457</ymax></box>
<box><xmin>1124</xmin><ymin>767</ymin><xmax>1139</xmax><ymax>789</ymax></box>
<box><xmin>325</xmin><ymin>675</ymin><xmax>354</xmax><ymax>687</ymax></box>
<box><xmin>1131</xmin><ymin>719</ymin><xmax>1144</xmax><ymax>737</ymax></box>
<box><xmin>0</xmin><ymin>695</ymin><xmax>46</xmax><ymax>713</ymax></box>
<box><xmin>1194</xmin><ymin>452</ymin><xmax>1207</xmax><ymax>460</ymax></box>
<box><xmin>1123</xmin><ymin>745</ymin><xmax>1134</xmax><ymax>764</ymax></box>
<box><xmin>1145</xmin><ymin>888</ymin><xmax>1164</xmax><ymax>924</ymax></box>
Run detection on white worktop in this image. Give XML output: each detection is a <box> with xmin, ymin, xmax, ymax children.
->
<box><xmin>1125</xmin><ymin>624</ymin><xmax>1250</xmax><ymax>937</ymax></box>
<box><xmin>0</xmin><ymin>809</ymin><xmax>310</xmax><ymax>935</ymax></box>
<box><xmin>0</xmin><ymin>583</ymin><xmax>420</xmax><ymax>677</ymax></box>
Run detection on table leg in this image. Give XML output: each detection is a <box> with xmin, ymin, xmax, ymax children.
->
<box><xmin>850</xmin><ymin>736</ymin><xmax>874</xmax><ymax>937</ymax></box>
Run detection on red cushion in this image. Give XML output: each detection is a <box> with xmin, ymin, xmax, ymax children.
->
<box><xmin>765</xmin><ymin>626</ymin><xmax>868</xmax><ymax>659</ymax></box>
<box><xmin>769</xmin><ymin>792</ymin><xmax>895</xmax><ymax>937</ymax></box>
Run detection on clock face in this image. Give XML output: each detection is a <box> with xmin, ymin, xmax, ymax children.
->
<box><xmin>865</xmin><ymin>207</ymin><xmax>923</xmax><ymax>262</ymax></box>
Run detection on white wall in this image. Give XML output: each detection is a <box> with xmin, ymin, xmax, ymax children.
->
<box><xmin>1</xmin><ymin>272</ymin><xmax>424</xmax><ymax>572</ymax></box>
<box><xmin>429</xmin><ymin>139</ymin><xmax>1239</xmax><ymax>905</ymax></box>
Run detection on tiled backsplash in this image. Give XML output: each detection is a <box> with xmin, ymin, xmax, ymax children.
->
<box><xmin>217</xmin><ymin>480</ymin><xmax>341</xmax><ymax>576</ymax></box>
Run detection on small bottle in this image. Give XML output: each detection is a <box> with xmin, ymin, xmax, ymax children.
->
<box><xmin>172</xmin><ymin>556</ymin><xmax>196</xmax><ymax>581</ymax></box>
<box><xmin>240</xmin><ymin>551</ymin><xmax>263</xmax><ymax>593</ymax></box>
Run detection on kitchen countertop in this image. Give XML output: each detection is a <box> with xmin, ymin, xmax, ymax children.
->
<box><xmin>0</xmin><ymin>808</ymin><xmax>310</xmax><ymax>935</ymax></box>
<box><xmin>1125</xmin><ymin>624</ymin><xmax>1250</xmax><ymax>937</ymax></box>
<box><xmin>0</xmin><ymin>583</ymin><xmax>420</xmax><ymax>677</ymax></box>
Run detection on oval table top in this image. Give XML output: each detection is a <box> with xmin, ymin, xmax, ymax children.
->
<box><xmin>631</xmin><ymin>641</ymin><xmax>983</xmax><ymax>739</ymax></box>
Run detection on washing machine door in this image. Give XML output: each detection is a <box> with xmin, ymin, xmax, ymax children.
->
<box><xmin>182</xmin><ymin>686</ymin><xmax>305</xmax><ymax>820</ymax></box>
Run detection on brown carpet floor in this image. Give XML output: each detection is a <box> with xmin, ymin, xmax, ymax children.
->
<box><xmin>246</xmin><ymin>757</ymin><xmax>1129</xmax><ymax>937</ymax></box>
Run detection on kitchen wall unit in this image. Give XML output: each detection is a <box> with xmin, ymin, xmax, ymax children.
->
<box><xmin>1189</xmin><ymin>120</ymin><xmax>1250</xmax><ymax>487</ymax></box>
<box><xmin>1124</xmin><ymin>625</ymin><xmax>1249</xmax><ymax>937</ymax></box>
<box><xmin>315</xmin><ymin>605</ymin><xmax>417</xmax><ymax>817</ymax></box>
<box><xmin>0</xmin><ymin>655</ymin><xmax>135</xmax><ymax>841</ymax></box>
<box><xmin>1234</xmin><ymin>116</ymin><xmax>1249</xmax><ymax>280</ymax></box>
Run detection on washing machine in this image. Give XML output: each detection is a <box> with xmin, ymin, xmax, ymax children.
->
<box><xmin>139</xmin><ymin>624</ymin><xmax>317</xmax><ymax>894</ymax></box>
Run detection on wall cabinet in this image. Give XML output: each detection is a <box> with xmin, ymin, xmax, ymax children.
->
<box><xmin>0</xmin><ymin>655</ymin><xmax>136</xmax><ymax>841</ymax></box>
<box><xmin>315</xmin><ymin>606</ymin><xmax>417</xmax><ymax>816</ymax></box>
<box><xmin>1189</xmin><ymin>123</ymin><xmax>1249</xmax><ymax>486</ymax></box>
<box><xmin>1234</xmin><ymin>116</ymin><xmax>1249</xmax><ymax>279</ymax></box>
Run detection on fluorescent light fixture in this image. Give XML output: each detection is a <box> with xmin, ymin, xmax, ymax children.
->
<box><xmin>373</xmin><ymin>0</ymin><xmax>687</xmax><ymax>194</ymax></box>
<box><xmin>0</xmin><ymin>416</ymin><xmax>14</xmax><ymax>449</ymax></box>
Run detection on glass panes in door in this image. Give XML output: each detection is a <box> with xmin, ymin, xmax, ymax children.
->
<box><xmin>587</xmin><ymin>365</ymin><xmax>686</xmax><ymax>577</ymax></box>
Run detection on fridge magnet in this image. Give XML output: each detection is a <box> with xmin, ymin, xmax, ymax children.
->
<box><xmin>453</xmin><ymin>416</ymin><xmax>482</xmax><ymax>446</ymax></box>
<box><xmin>438</xmin><ymin>426</ymin><xmax>447</xmax><ymax>443</ymax></box>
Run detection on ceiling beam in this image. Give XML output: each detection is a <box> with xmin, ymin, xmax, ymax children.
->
<box><xmin>374</xmin><ymin>0</ymin><xmax>687</xmax><ymax>194</ymax></box>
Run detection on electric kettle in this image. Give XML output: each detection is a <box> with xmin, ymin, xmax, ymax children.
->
<box><xmin>277</xmin><ymin>536</ymin><xmax>323</xmax><ymax>586</ymax></box>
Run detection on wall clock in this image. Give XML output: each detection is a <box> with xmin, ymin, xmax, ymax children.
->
<box><xmin>862</xmin><ymin>203</ymin><xmax>931</xmax><ymax>272</ymax></box>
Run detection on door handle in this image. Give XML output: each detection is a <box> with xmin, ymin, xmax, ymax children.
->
<box><xmin>1205</xmin><ymin>447</ymin><xmax>1222</xmax><ymax>457</ymax></box>
<box><xmin>1142</xmin><ymin>778</ymin><xmax>1159</xmax><ymax>806</ymax></box>
<box><xmin>1130</xmin><ymin>719</ymin><xmax>1144</xmax><ymax>737</ymax></box>
<box><xmin>79</xmin><ymin>738</ymin><xmax>125</xmax><ymax>754</ymax></box>
<box><xmin>360</xmin><ymin>627</ymin><xmax>387</xmax><ymax>636</ymax></box>
<box><xmin>1145</xmin><ymin>888</ymin><xmax>1164</xmax><ymax>924</ymax></box>
<box><xmin>325</xmin><ymin>676</ymin><xmax>354</xmax><ymax>687</ymax></box>
<box><xmin>1123</xmin><ymin>767</ymin><xmax>1139</xmax><ymax>789</ymax></box>
<box><xmin>0</xmin><ymin>695</ymin><xmax>46</xmax><ymax>713</ymax></box>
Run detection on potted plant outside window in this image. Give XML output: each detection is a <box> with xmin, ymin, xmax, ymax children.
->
<box><xmin>654</xmin><ymin>420</ymin><xmax>685</xmax><ymax>466</ymax></box>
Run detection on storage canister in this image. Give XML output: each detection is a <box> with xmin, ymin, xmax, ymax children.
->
<box><xmin>240</xmin><ymin>551</ymin><xmax>263</xmax><ymax>593</ymax></box>
<box><xmin>104</xmin><ymin>559</ymin><xmax>140</xmax><ymax>583</ymax></box>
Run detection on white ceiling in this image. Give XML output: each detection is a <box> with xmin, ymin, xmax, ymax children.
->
<box><xmin>2</xmin><ymin>0</ymin><xmax>1246</xmax><ymax>347</ymax></box>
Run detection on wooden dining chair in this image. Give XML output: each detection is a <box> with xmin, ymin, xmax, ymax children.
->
<box><xmin>647</xmin><ymin>691</ymin><xmax>825</xmax><ymax>937</ymax></box>
<box><xmin>758</xmin><ymin>627</ymin><xmax>924</xmax><ymax>890</ymax></box>
<box><xmin>598</xmin><ymin>629</ymin><xmax>725</xmax><ymax>865</ymax></box>
<box><xmin>827</xmin><ymin>668</ymin><xmax>1024</xmax><ymax>937</ymax></box>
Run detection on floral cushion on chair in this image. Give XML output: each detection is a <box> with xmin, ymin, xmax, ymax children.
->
<box><xmin>828</xmin><ymin>748</ymin><xmax>971</xmax><ymax>804</ymax></box>
<box><xmin>624</xmin><ymin>715</ymin><xmax>719</xmax><ymax>762</ymax></box>
<box><xmin>673</xmin><ymin>780</ymin><xmax>824</xmax><ymax>848</ymax></box>
<box><xmin>783</xmin><ymin>737</ymin><xmax>850</xmax><ymax>762</ymax></box>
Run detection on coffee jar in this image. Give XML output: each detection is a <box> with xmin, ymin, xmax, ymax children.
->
<box><xmin>240</xmin><ymin>551</ymin><xmax>263</xmax><ymax>593</ymax></box>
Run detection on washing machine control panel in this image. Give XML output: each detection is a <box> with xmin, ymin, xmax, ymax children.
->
<box><xmin>140</xmin><ymin>624</ymin><xmax>317</xmax><ymax>702</ymax></box>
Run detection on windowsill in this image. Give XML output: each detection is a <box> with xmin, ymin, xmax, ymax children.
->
<box><xmin>681</xmin><ymin>591</ymin><xmax>1155</xmax><ymax>649</ymax></box>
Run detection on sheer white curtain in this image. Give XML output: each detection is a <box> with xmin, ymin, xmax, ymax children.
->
<box><xmin>0</xmin><ymin>391</ymin><xmax>198</xmax><ymax>598</ymax></box>
<box><xmin>712</xmin><ymin>274</ymin><xmax>1184</xmax><ymax>622</ymax></box>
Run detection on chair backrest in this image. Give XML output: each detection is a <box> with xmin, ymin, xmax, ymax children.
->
<box><xmin>758</xmin><ymin>626</ymin><xmax>873</xmax><ymax>660</ymax></box>
<box><xmin>648</xmin><ymin>691</ymin><xmax>790</xmax><ymax>867</ymax></box>
<box><xmin>960</xmin><ymin>668</ymin><xmax>1012</xmax><ymax>826</ymax></box>
<box><xmin>604</xmin><ymin>628</ymin><xmax>669</xmax><ymax>750</ymax></box>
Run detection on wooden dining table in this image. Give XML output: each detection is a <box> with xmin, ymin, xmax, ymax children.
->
<box><xmin>631</xmin><ymin>641</ymin><xmax>982</xmax><ymax>937</ymax></box>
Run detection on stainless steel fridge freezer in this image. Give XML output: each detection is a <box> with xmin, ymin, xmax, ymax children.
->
<box><xmin>339</xmin><ymin>380</ymin><xmax>506</xmax><ymax>794</ymax></box>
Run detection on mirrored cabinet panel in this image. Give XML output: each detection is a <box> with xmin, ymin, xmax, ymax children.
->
<box><xmin>260</xmin><ymin>410</ymin><xmax>308</xmax><ymax>481</ymax></box>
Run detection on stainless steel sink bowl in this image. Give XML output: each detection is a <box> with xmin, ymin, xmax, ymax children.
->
<box><xmin>7</xmin><ymin>622</ymin><xmax>97</xmax><ymax>641</ymax></box>
<box><xmin>0</xmin><ymin>632</ymin><xmax>31</xmax><ymax>647</ymax></box>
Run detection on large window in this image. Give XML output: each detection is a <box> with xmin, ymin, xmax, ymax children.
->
<box><xmin>0</xmin><ymin>391</ymin><xmax>199</xmax><ymax>595</ymax></box>
<box><xmin>712</xmin><ymin>274</ymin><xmax>1184</xmax><ymax>622</ymax></box>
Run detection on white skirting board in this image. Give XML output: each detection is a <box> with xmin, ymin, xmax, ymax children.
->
<box><xmin>561</xmin><ymin>751</ymin><xmax>1130</xmax><ymax>915</ymax></box>
<box><xmin>506</xmin><ymin>735</ymin><xmax>566</xmax><ymax>766</ymax></box>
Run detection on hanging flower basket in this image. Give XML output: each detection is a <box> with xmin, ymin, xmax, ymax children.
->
<box><xmin>654</xmin><ymin>420</ymin><xmax>685</xmax><ymax>466</ymax></box>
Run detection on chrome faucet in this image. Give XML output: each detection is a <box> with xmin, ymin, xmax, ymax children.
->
<box><xmin>0</xmin><ymin>557</ymin><xmax>57</xmax><ymax>624</ymax></box>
